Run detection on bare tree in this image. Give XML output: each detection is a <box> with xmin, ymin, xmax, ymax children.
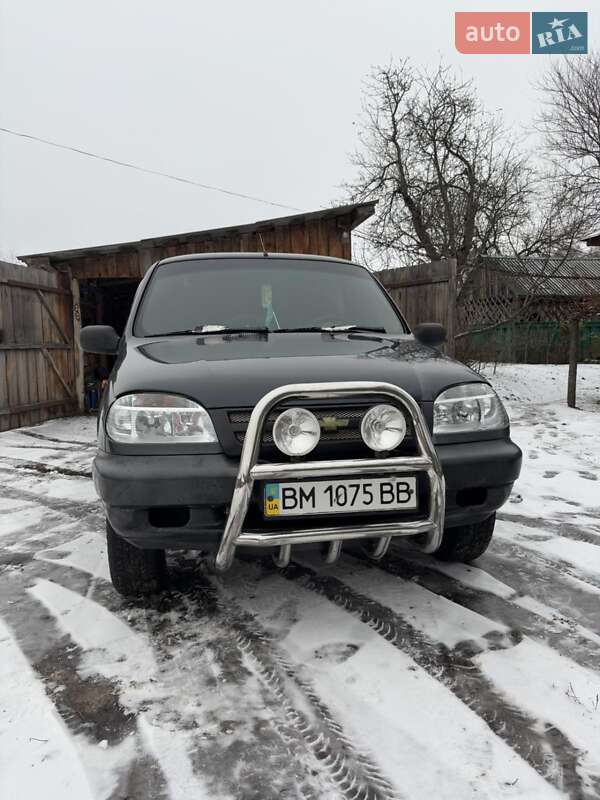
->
<box><xmin>349</xmin><ymin>59</ymin><xmax>599</xmax><ymax>408</ymax></box>
<box><xmin>349</xmin><ymin>60</ymin><xmax>599</xmax><ymax>277</ymax></box>
<box><xmin>537</xmin><ymin>53</ymin><xmax>600</xmax><ymax>203</ymax></box>
<box><xmin>348</xmin><ymin>61</ymin><xmax>533</xmax><ymax>280</ymax></box>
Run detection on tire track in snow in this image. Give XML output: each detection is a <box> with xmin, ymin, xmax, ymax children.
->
<box><xmin>279</xmin><ymin>560</ymin><xmax>596</xmax><ymax>800</ymax></box>
<box><xmin>493</xmin><ymin>537</ymin><xmax>600</xmax><ymax>593</ymax></box>
<box><xmin>135</xmin><ymin>575</ymin><xmax>330</xmax><ymax>800</ymax></box>
<box><xmin>499</xmin><ymin>512</ymin><xmax>600</xmax><ymax>545</ymax></box>
<box><xmin>35</xmin><ymin>560</ymin><xmax>327</xmax><ymax>799</ymax></box>
<box><xmin>0</xmin><ymin>575</ymin><xmax>170</xmax><ymax>799</ymax></box>
<box><xmin>16</xmin><ymin>429</ymin><xmax>97</xmax><ymax>449</ymax></box>
<box><xmin>2</xmin><ymin>557</ymin><xmax>217</xmax><ymax>799</ymax></box>
<box><xmin>173</xmin><ymin>565</ymin><xmax>401</xmax><ymax>800</ymax></box>
<box><xmin>364</xmin><ymin>548</ymin><xmax>600</xmax><ymax>672</ymax></box>
<box><xmin>0</xmin><ymin>482</ymin><xmax>102</xmax><ymax>529</ymax></box>
<box><xmin>479</xmin><ymin>547</ymin><xmax>600</xmax><ymax>636</ymax></box>
<box><xmin>3</xmin><ymin>458</ymin><xmax>93</xmax><ymax>478</ymax></box>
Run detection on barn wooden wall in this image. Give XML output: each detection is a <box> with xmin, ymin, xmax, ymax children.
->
<box><xmin>0</xmin><ymin>261</ymin><xmax>77</xmax><ymax>431</ymax></box>
<box><xmin>52</xmin><ymin>217</ymin><xmax>352</xmax><ymax>280</ymax></box>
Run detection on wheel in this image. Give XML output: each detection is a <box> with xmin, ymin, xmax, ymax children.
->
<box><xmin>434</xmin><ymin>514</ymin><xmax>496</xmax><ymax>563</ymax></box>
<box><xmin>106</xmin><ymin>520</ymin><xmax>167</xmax><ymax>596</ymax></box>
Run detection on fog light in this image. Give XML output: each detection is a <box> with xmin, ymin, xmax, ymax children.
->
<box><xmin>272</xmin><ymin>407</ymin><xmax>320</xmax><ymax>456</ymax></box>
<box><xmin>361</xmin><ymin>404</ymin><xmax>406</xmax><ymax>451</ymax></box>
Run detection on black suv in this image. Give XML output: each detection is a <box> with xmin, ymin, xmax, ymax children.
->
<box><xmin>81</xmin><ymin>253</ymin><xmax>521</xmax><ymax>596</ymax></box>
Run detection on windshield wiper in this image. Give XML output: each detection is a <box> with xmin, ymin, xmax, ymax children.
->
<box><xmin>153</xmin><ymin>325</ymin><xmax>269</xmax><ymax>337</ymax></box>
<box><xmin>274</xmin><ymin>325</ymin><xmax>387</xmax><ymax>334</ymax></box>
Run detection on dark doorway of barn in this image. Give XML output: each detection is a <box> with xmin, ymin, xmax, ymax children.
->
<box><xmin>79</xmin><ymin>278</ymin><xmax>139</xmax><ymax>410</ymax></box>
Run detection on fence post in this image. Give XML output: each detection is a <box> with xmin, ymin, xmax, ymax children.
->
<box><xmin>567</xmin><ymin>318</ymin><xmax>579</xmax><ymax>408</ymax></box>
<box><xmin>445</xmin><ymin>258</ymin><xmax>457</xmax><ymax>358</ymax></box>
<box><xmin>69</xmin><ymin>274</ymin><xmax>84</xmax><ymax>413</ymax></box>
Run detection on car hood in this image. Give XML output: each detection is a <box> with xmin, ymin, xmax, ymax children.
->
<box><xmin>110</xmin><ymin>332</ymin><xmax>483</xmax><ymax>408</ymax></box>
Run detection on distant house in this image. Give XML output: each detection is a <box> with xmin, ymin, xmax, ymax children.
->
<box><xmin>377</xmin><ymin>255</ymin><xmax>600</xmax><ymax>363</ymax></box>
<box><xmin>457</xmin><ymin>256</ymin><xmax>600</xmax><ymax>362</ymax></box>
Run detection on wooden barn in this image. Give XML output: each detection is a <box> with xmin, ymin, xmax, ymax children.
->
<box><xmin>0</xmin><ymin>202</ymin><xmax>375</xmax><ymax>431</ymax></box>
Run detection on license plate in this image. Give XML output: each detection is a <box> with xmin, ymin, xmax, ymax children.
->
<box><xmin>263</xmin><ymin>476</ymin><xmax>417</xmax><ymax>517</ymax></box>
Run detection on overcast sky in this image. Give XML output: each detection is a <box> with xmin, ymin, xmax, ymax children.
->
<box><xmin>0</xmin><ymin>0</ymin><xmax>597</xmax><ymax>261</ymax></box>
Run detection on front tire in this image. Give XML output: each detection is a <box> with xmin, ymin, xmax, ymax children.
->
<box><xmin>106</xmin><ymin>521</ymin><xmax>167</xmax><ymax>596</ymax></box>
<box><xmin>434</xmin><ymin>513</ymin><xmax>495</xmax><ymax>563</ymax></box>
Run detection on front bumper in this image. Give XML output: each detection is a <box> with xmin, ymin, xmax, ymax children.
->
<box><xmin>94</xmin><ymin>382</ymin><xmax>522</xmax><ymax>562</ymax></box>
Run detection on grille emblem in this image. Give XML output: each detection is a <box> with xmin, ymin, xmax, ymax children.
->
<box><xmin>320</xmin><ymin>416</ymin><xmax>350</xmax><ymax>432</ymax></box>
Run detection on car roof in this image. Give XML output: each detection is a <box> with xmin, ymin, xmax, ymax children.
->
<box><xmin>156</xmin><ymin>252</ymin><xmax>366</xmax><ymax>268</ymax></box>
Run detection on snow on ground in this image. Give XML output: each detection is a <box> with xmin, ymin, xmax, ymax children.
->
<box><xmin>0</xmin><ymin>363</ymin><xmax>599</xmax><ymax>800</ymax></box>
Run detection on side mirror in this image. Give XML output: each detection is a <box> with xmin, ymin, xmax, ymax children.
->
<box><xmin>414</xmin><ymin>323</ymin><xmax>447</xmax><ymax>348</ymax></box>
<box><xmin>80</xmin><ymin>325</ymin><xmax>120</xmax><ymax>355</ymax></box>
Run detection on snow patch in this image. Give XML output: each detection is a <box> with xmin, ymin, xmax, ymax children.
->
<box><xmin>0</xmin><ymin>618</ymin><xmax>95</xmax><ymax>800</ymax></box>
<box><xmin>480</xmin><ymin>638</ymin><xmax>600</xmax><ymax>791</ymax></box>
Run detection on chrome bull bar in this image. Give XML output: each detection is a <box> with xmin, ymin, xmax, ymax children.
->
<box><xmin>214</xmin><ymin>381</ymin><xmax>445</xmax><ymax>571</ymax></box>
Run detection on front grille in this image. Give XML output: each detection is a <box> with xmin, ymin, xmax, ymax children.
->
<box><xmin>227</xmin><ymin>402</ymin><xmax>415</xmax><ymax>452</ymax></box>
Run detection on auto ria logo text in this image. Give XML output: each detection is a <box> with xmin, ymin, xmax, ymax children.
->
<box><xmin>455</xmin><ymin>11</ymin><xmax>588</xmax><ymax>55</ymax></box>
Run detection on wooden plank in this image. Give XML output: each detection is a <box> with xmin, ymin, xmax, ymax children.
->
<box><xmin>383</xmin><ymin>276</ymin><xmax>450</xmax><ymax>289</ymax></box>
<box><xmin>20</xmin><ymin>274</ymin><xmax>34</xmax><ymax>424</ymax></box>
<box><xmin>13</xmin><ymin>287</ymin><xmax>28</xmax><ymax>427</ymax></box>
<box><xmin>58</xmin><ymin>273</ymin><xmax>74</xmax><ymax>409</ymax></box>
<box><xmin>0</xmin><ymin>279</ymin><xmax>70</xmax><ymax>295</ymax></box>
<box><xmin>71</xmin><ymin>277</ymin><xmax>84</xmax><ymax>412</ymax></box>
<box><xmin>0</xmin><ymin>343</ymin><xmax>71</xmax><ymax>351</ymax></box>
<box><xmin>446</xmin><ymin>258</ymin><xmax>457</xmax><ymax>358</ymax></box>
<box><xmin>0</xmin><ymin>398</ymin><xmax>76</xmax><ymax>417</ymax></box>
<box><xmin>37</xmin><ymin>289</ymin><xmax>71</xmax><ymax>344</ymax></box>
<box><xmin>36</xmin><ymin>272</ymin><xmax>52</xmax><ymax>422</ymax></box>
<box><xmin>5</xmin><ymin>351</ymin><xmax>20</xmax><ymax>430</ymax></box>
<box><xmin>0</xmin><ymin>353</ymin><xmax>8</xmax><ymax>431</ymax></box>
<box><xmin>307</xmin><ymin>220</ymin><xmax>319</xmax><ymax>255</ymax></box>
<box><xmin>25</xmin><ymin>269</ymin><xmax>41</xmax><ymax>424</ymax></box>
<box><xmin>1</xmin><ymin>279</ymin><xmax>15</xmax><ymax>345</ymax></box>
<box><xmin>41</xmin><ymin>348</ymin><xmax>74</xmax><ymax>398</ymax></box>
<box><xmin>1</xmin><ymin>277</ymin><xmax>18</xmax><ymax>428</ymax></box>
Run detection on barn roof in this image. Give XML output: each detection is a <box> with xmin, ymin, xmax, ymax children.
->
<box><xmin>19</xmin><ymin>202</ymin><xmax>376</xmax><ymax>263</ymax></box>
<box><xmin>481</xmin><ymin>256</ymin><xmax>600</xmax><ymax>298</ymax></box>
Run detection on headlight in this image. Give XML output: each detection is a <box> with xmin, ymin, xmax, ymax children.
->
<box><xmin>272</xmin><ymin>408</ymin><xmax>320</xmax><ymax>456</ymax></box>
<box><xmin>361</xmin><ymin>404</ymin><xmax>407</xmax><ymax>451</ymax></box>
<box><xmin>106</xmin><ymin>393</ymin><xmax>218</xmax><ymax>444</ymax></box>
<box><xmin>433</xmin><ymin>383</ymin><xmax>508</xmax><ymax>434</ymax></box>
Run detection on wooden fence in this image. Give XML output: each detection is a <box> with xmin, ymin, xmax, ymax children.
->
<box><xmin>376</xmin><ymin>259</ymin><xmax>457</xmax><ymax>357</ymax></box>
<box><xmin>0</xmin><ymin>261</ymin><xmax>78</xmax><ymax>432</ymax></box>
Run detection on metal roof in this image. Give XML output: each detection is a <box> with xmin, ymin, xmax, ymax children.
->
<box><xmin>480</xmin><ymin>256</ymin><xmax>600</xmax><ymax>298</ymax></box>
<box><xmin>19</xmin><ymin>202</ymin><xmax>376</xmax><ymax>263</ymax></box>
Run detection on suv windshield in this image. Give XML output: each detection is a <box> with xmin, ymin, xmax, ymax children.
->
<box><xmin>134</xmin><ymin>257</ymin><xmax>407</xmax><ymax>337</ymax></box>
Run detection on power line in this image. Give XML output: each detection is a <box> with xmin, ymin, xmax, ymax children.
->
<box><xmin>0</xmin><ymin>124</ymin><xmax>382</xmax><ymax>248</ymax></box>
<box><xmin>0</xmin><ymin>125</ymin><xmax>302</xmax><ymax>213</ymax></box>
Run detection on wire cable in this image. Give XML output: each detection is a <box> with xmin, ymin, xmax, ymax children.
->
<box><xmin>0</xmin><ymin>125</ymin><xmax>301</xmax><ymax>213</ymax></box>
<box><xmin>0</xmin><ymin>125</ymin><xmax>382</xmax><ymax>248</ymax></box>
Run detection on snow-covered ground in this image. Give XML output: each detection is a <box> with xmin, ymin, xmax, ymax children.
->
<box><xmin>0</xmin><ymin>364</ymin><xmax>599</xmax><ymax>800</ymax></box>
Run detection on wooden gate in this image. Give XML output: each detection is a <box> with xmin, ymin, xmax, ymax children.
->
<box><xmin>0</xmin><ymin>260</ymin><xmax>78</xmax><ymax>432</ymax></box>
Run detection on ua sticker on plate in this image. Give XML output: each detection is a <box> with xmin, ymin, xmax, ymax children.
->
<box><xmin>264</xmin><ymin>483</ymin><xmax>281</xmax><ymax>516</ymax></box>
